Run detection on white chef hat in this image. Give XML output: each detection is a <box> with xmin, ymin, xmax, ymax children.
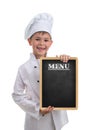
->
<box><xmin>24</xmin><ymin>13</ymin><xmax>53</xmax><ymax>39</ymax></box>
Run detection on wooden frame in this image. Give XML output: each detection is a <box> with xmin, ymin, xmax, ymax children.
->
<box><xmin>40</xmin><ymin>57</ymin><xmax>78</xmax><ymax>110</ymax></box>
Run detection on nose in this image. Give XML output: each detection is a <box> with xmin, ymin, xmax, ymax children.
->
<box><xmin>39</xmin><ymin>40</ymin><xmax>44</xmax><ymax>45</ymax></box>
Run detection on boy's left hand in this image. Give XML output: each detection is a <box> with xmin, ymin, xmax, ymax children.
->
<box><xmin>56</xmin><ymin>54</ymin><xmax>70</xmax><ymax>63</ymax></box>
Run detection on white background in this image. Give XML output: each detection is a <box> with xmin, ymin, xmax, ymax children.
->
<box><xmin>0</xmin><ymin>0</ymin><xmax>87</xmax><ymax>130</ymax></box>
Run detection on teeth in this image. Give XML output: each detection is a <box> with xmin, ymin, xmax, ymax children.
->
<box><xmin>37</xmin><ymin>47</ymin><xmax>45</xmax><ymax>49</ymax></box>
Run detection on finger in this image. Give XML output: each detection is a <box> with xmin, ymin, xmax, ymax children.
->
<box><xmin>60</xmin><ymin>55</ymin><xmax>65</xmax><ymax>62</ymax></box>
<box><xmin>47</xmin><ymin>106</ymin><xmax>52</xmax><ymax>111</ymax></box>
<box><xmin>44</xmin><ymin>106</ymin><xmax>51</xmax><ymax>114</ymax></box>
<box><xmin>60</xmin><ymin>55</ymin><xmax>70</xmax><ymax>62</ymax></box>
<box><xmin>45</xmin><ymin>106</ymin><xmax>51</xmax><ymax>113</ymax></box>
<box><xmin>65</xmin><ymin>55</ymin><xmax>70</xmax><ymax>62</ymax></box>
<box><xmin>64</xmin><ymin>56</ymin><xmax>68</xmax><ymax>63</ymax></box>
<box><xmin>48</xmin><ymin>106</ymin><xmax>54</xmax><ymax>112</ymax></box>
<box><xmin>49</xmin><ymin>107</ymin><xmax>54</xmax><ymax>112</ymax></box>
<box><xmin>48</xmin><ymin>106</ymin><xmax>52</xmax><ymax>108</ymax></box>
<box><xmin>42</xmin><ymin>106</ymin><xmax>54</xmax><ymax>115</ymax></box>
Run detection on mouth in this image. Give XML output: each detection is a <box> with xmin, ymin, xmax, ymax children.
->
<box><xmin>37</xmin><ymin>46</ymin><xmax>46</xmax><ymax>51</ymax></box>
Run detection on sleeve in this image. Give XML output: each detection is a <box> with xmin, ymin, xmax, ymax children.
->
<box><xmin>12</xmin><ymin>68</ymin><xmax>42</xmax><ymax>120</ymax></box>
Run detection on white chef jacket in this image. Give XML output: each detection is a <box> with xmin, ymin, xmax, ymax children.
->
<box><xmin>12</xmin><ymin>53</ymin><xmax>68</xmax><ymax>130</ymax></box>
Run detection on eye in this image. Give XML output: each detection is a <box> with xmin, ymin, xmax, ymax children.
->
<box><xmin>35</xmin><ymin>38</ymin><xmax>40</xmax><ymax>41</ymax></box>
<box><xmin>44</xmin><ymin>39</ymin><xmax>49</xmax><ymax>42</ymax></box>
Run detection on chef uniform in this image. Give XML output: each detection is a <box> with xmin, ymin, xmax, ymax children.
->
<box><xmin>12</xmin><ymin>13</ymin><xmax>68</xmax><ymax>130</ymax></box>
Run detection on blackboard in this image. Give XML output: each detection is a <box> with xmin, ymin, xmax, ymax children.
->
<box><xmin>40</xmin><ymin>57</ymin><xmax>78</xmax><ymax>110</ymax></box>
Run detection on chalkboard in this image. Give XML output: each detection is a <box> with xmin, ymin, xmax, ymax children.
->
<box><xmin>40</xmin><ymin>57</ymin><xmax>78</xmax><ymax>110</ymax></box>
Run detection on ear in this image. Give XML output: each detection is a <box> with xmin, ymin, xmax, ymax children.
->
<box><xmin>28</xmin><ymin>38</ymin><xmax>32</xmax><ymax>46</ymax></box>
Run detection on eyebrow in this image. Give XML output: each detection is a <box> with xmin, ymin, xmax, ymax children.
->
<box><xmin>34</xmin><ymin>37</ymin><xmax>51</xmax><ymax>39</ymax></box>
<box><xmin>34</xmin><ymin>37</ymin><xmax>41</xmax><ymax>39</ymax></box>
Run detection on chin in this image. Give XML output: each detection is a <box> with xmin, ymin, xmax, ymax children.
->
<box><xmin>38</xmin><ymin>52</ymin><xmax>46</xmax><ymax>55</ymax></box>
<box><xmin>38</xmin><ymin>53</ymin><xmax>46</xmax><ymax>57</ymax></box>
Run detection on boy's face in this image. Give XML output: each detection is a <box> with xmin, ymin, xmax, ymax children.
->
<box><xmin>28</xmin><ymin>32</ymin><xmax>53</xmax><ymax>59</ymax></box>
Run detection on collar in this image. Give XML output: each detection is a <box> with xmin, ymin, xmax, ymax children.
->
<box><xmin>30</xmin><ymin>53</ymin><xmax>40</xmax><ymax>67</ymax></box>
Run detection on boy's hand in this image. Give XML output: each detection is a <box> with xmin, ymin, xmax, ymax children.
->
<box><xmin>56</xmin><ymin>54</ymin><xmax>70</xmax><ymax>62</ymax></box>
<box><xmin>40</xmin><ymin>106</ymin><xmax>54</xmax><ymax>116</ymax></box>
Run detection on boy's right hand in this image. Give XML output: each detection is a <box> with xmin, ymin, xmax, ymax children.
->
<box><xmin>40</xmin><ymin>106</ymin><xmax>54</xmax><ymax>116</ymax></box>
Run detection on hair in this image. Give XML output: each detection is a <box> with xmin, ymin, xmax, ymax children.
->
<box><xmin>30</xmin><ymin>31</ymin><xmax>52</xmax><ymax>39</ymax></box>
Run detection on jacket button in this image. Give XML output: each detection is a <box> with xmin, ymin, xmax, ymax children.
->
<box><xmin>37</xmin><ymin>80</ymin><xmax>39</xmax><ymax>83</ymax></box>
<box><xmin>34</xmin><ymin>66</ymin><xmax>37</xmax><ymax>68</ymax></box>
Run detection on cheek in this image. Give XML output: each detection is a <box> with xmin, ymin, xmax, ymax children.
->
<box><xmin>33</xmin><ymin>42</ymin><xmax>38</xmax><ymax>47</ymax></box>
<box><xmin>32</xmin><ymin>43</ymin><xmax>37</xmax><ymax>48</ymax></box>
<box><xmin>46</xmin><ymin>43</ymin><xmax>52</xmax><ymax>49</ymax></box>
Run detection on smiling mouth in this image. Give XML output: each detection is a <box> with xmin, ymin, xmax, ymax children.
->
<box><xmin>37</xmin><ymin>47</ymin><xmax>46</xmax><ymax>51</ymax></box>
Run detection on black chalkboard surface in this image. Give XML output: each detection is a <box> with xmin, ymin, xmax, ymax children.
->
<box><xmin>40</xmin><ymin>57</ymin><xmax>78</xmax><ymax>110</ymax></box>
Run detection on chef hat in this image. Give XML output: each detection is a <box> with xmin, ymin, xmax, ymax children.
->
<box><xmin>24</xmin><ymin>13</ymin><xmax>53</xmax><ymax>39</ymax></box>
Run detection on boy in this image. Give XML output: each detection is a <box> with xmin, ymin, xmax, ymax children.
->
<box><xmin>12</xmin><ymin>13</ymin><xmax>70</xmax><ymax>130</ymax></box>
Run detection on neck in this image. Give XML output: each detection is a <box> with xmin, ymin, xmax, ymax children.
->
<box><xmin>34</xmin><ymin>53</ymin><xmax>47</xmax><ymax>59</ymax></box>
